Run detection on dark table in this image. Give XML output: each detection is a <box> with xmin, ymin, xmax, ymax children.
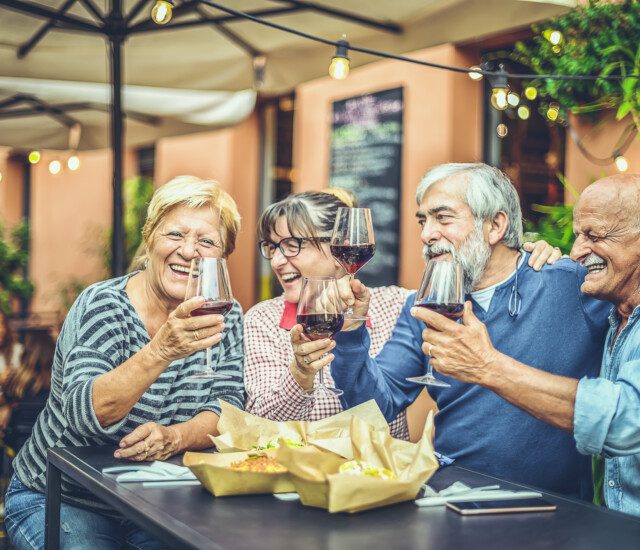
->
<box><xmin>45</xmin><ymin>446</ymin><xmax>640</xmax><ymax>550</ymax></box>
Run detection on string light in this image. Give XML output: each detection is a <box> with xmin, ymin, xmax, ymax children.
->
<box><xmin>507</xmin><ymin>92</ymin><xmax>520</xmax><ymax>107</ymax></box>
<box><xmin>546</xmin><ymin>103</ymin><xmax>560</xmax><ymax>121</ymax></box>
<box><xmin>467</xmin><ymin>66</ymin><xmax>483</xmax><ymax>81</ymax></box>
<box><xmin>0</xmin><ymin>172</ymin><xmax>3</xmax><ymax>184</ymax></box>
<box><xmin>524</xmin><ymin>86</ymin><xmax>538</xmax><ymax>100</ymax></box>
<box><xmin>68</xmin><ymin>155</ymin><xmax>80</xmax><ymax>171</ymax></box>
<box><xmin>614</xmin><ymin>155</ymin><xmax>629</xmax><ymax>172</ymax></box>
<box><xmin>151</xmin><ymin>0</ymin><xmax>173</xmax><ymax>25</ymax></box>
<box><xmin>329</xmin><ymin>36</ymin><xmax>350</xmax><ymax>80</ymax></box>
<box><xmin>496</xmin><ymin>124</ymin><xmax>508</xmax><ymax>138</ymax></box>
<box><xmin>487</xmin><ymin>64</ymin><xmax>509</xmax><ymax>111</ymax></box>
<box><xmin>28</xmin><ymin>151</ymin><xmax>41</xmax><ymax>164</ymax></box>
<box><xmin>48</xmin><ymin>160</ymin><xmax>61</xmax><ymax>175</ymax></box>
<box><xmin>517</xmin><ymin>105</ymin><xmax>530</xmax><ymax>120</ymax></box>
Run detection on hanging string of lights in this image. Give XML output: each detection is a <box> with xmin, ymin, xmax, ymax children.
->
<box><xmin>148</xmin><ymin>0</ymin><xmax>638</xmax><ymax>172</ymax></box>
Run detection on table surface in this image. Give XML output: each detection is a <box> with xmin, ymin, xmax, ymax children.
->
<box><xmin>48</xmin><ymin>446</ymin><xmax>640</xmax><ymax>550</ymax></box>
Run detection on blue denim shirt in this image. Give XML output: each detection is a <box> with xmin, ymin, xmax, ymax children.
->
<box><xmin>574</xmin><ymin>304</ymin><xmax>640</xmax><ymax>517</ymax></box>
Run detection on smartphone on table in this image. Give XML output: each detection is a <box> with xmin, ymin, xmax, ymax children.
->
<box><xmin>446</xmin><ymin>498</ymin><xmax>557</xmax><ymax>516</ymax></box>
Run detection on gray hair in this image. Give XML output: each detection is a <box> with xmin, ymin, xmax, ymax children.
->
<box><xmin>416</xmin><ymin>163</ymin><xmax>523</xmax><ymax>249</ymax></box>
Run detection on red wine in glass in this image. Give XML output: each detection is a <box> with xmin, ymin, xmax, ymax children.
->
<box><xmin>296</xmin><ymin>276</ymin><xmax>344</xmax><ymax>397</ymax></box>
<box><xmin>297</xmin><ymin>313</ymin><xmax>345</xmax><ymax>340</ymax></box>
<box><xmin>330</xmin><ymin>208</ymin><xmax>375</xmax><ymax>321</ymax></box>
<box><xmin>329</xmin><ymin>244</ymin><xmax>376</xmax><ymax>275</ymax></box>
<box><xmin>191</xmin><ymin>300</ymin><xmax>234</xmax><ymax>317</ymax></box>
<box><xmin>184</xmin><ymin>257</ymin><xmax>234</xmax><ymax>379</ymax></box>
<box><xmin>406</xmin><ymin>260</ymin><xmax>464</xmax><ymax>388</ymax></box>
<box><xmin>415</xmin><ymin>301</ymin><xmax>464</xmax><ymax>321</ymax></box>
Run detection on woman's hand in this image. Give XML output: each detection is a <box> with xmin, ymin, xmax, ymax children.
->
<box><xmin>522</xmin><ymin>240</ymin><xmax>563</xmax><ymax>271</ymax></box>
<box><xmin>114</xmin><ymin>422</ymin><xmax>182</xmax><ymax>462</ymax></box>
<box><xmin>289</xmin><ymin>325</ymin><xmax>335</xmax><ymax>392</ymax></box>
<box><xmin>148</xmin><ymin>296</ymin><xmax>226</xmax><ymax>364</ymax></box>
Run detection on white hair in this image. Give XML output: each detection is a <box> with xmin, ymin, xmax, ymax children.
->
<box><xmin>416</xmin><ymin>163</ymin><xmax>523</xmax><ymax>249</ymax></box>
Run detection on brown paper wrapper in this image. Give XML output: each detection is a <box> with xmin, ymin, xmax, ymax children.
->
<box><xmin>210</xmin><ymin>399</ymin><xmax>389</xmax><ymax>458</ymax></box>
<box><xmin>277</xmin><ymin>412</ymin><xmax>438</xmax><ymax>513</ymax></box>
<box><xmin>183</xmin><ymin>450</ymin><xmax>295</xmax><ymax>496</ymax></box>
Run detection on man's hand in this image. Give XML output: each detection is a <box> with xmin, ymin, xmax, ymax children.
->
<box><xmin>410</xmin><ymin>301</ymin><xmax>501</xmax><ymax>385</ymax></box>
<box><xmin>336</xmin><ymin>275</ymin><xmax>370</xmax><ymax>330</ymax></box>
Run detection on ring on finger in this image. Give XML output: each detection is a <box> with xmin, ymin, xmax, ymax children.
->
<box><xmin>193</xmin><ymin>330</ymin><xmax>200</xmax><ymax>341</ymax></box>
<box><xmin>143</xmin><ymin>440</ymin><xmax>150</xmax><ymax>453</ymax></box>
<box><xmin>303</xmin><ymin>356</ymin><xmax>310</xmax><ymax>365</ymax></box>
<box><xmin>428</xmin><ymin>343</ymin><xmax>434</xmax><ymax>356</ymax></box>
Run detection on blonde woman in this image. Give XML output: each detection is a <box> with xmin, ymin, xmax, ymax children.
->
<box><xmin>5</xmin><ymin>176</ymin><xmax>244</xmax><ymax>550</ymax></box>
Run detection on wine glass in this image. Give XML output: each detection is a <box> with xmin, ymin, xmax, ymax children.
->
<box><xmin>296</xmin><ymin>276</ymin><xmax>345</xmax><ymax>396</ymax></box>
<box><xmin>406</xmin><ymin>260</ymin><xmax>463</xmax><ymax>388</ymax></box>
<box><xmin>330</xmin><ymin>207</ymin><xmax>376</xmax><ymax>321</ymax></box>
<box><xmin>184</xmin><ymin>257</ymin><xmax>234</xmax><ymax>379</ymax></box>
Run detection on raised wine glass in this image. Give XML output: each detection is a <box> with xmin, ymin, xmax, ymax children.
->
<box><xmin>406</xmin><ymin>259</ymin><xmax>464</xmax><ymax>388</ymax></box>
<box><xmin>185</xmin><ymin>257</ymin><xmax>234</xmax><ymax>379</ymax></box>
<box><xmin>296</xmin><ymin>276</ymin><xmax>345</xmax><ymax>397</ymax></box>
<box><xmin>330</xmin><ymin>207</ymin><xmax>375</xmax><ymax>321</ymax></box>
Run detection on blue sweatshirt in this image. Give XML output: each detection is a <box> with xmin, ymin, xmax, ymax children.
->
<box><xmin>331</xmin><ymin>257</ymin><xmax>610</xmax><ymax>498</ymax></box>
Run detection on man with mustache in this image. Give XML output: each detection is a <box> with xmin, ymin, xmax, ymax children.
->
<box><xmin>305</xmin><ymin>162</ymin><xmax>612</xmax><ymax>499</ymax></box>
<box><xmin>408</xmin><ymin>173</ymin><xmax>640</xmax><ymax>516</ymax></box>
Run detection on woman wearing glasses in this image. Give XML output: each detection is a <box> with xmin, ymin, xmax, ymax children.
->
<box><xmin>244</xmin><ymin>190</ymin><xmax>412</xmax><ymax>438</ymax></box>
<box><xmin>244</xmin><ymin>189</ymin><xmax>562</xmax><ymax>439</ymax></box>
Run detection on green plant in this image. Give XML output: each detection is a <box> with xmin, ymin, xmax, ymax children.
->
<box><xmin>0</xmin><ymin>221</ymin><xmax>34</xmax><ymax>314</ymax></box>
<box><xmin>523</xmin><ymin>175</ymin><xmax>580</xmax><ymax>255</ymax></box>
<box><xmin>513</xmin><ymin>0</ymin><xmax>640</xmax><ymax>126</ymax></box>
<box><xmin>102</xmin><ymin>176</ymin><xmax>154</xmax><ymax>273</ymax></box>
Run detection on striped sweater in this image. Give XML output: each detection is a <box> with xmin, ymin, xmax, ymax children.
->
<box><xmin>13</xmin><ymin>273</ymin><xmax>244</xmax><ymax>513</ymax></box>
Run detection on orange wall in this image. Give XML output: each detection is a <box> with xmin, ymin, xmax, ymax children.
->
<box><xmin>293</xmin><ymin>44</ymin><xmax>483</xmax><ymax>291</ymax></box>
<box><xmin>565</xmin><ymin>112</ymin><xmax>640</xmax><ymax>201</ymax></box>
<box><xmin>155</xmin><ymin>113</ymin><xmax>260</xmax><ymax>311</ymax></box>
<box><xmin>28</xmin><ymin>149</ymin><xmax>136</xmax><ymax>313</ymax></box>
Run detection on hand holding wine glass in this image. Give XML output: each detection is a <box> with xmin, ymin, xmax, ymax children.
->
<box><xmin>330</xmin><ymin>207</ymin><xmax>375</xmax><ymax>321</ymax></box>
<box><xmin>406</xmin><ymin>260</ymin><xmax>463</xmax><ymax>387</ymax></box>
<box><xmin>184</xmin><ymin>257</ymin><xmax>234</xmax><ymax>379</ymax></box>
<box><xmin>294</xmin><ymin>276</ymin><xmax>345</xmax><ymax>396</ymax></box>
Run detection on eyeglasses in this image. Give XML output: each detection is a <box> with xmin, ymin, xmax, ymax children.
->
<box><xmin>258</xmin><ymin>237</ymin><xmax>331</xmax><ymax>260</ymax></box>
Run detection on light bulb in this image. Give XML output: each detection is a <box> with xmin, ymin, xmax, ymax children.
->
<box><xmin>0</xmin><ymin>172</ymin><xmax>3</xmax><ymax>184</ymax></box>
<box><xmin>468</xmin><ymin>66</ymin><xmax>483</xmax><ymax>81</ymax></box>
<box><xmin>524</xmin><ymin>86</ymin><xmax>538</xmax><ymax>101</ymax></box>
<box><xmin>490</xmin><ymin>88</ymin><xmax>509</xmax><ymax>110</ymax></box>
<box><xmin>547</xmin><ymin>103</ymin><xmax>560</xmax><ymax>122</ymax></box>
<box><xmin>507</xmin><ymin>92</ymin><xmax>520</xmax><ymax>107</ymax></box>
<box><xmin>49</xmin><ymin>160</ymin><xmax>62</xmax><ymax>175</ymax></box>
<box><xmin>496</xmin><ymin>124</ymin><xmax>508</xmax><ymax>138</ymax></box>
<box><xmin>329</xmin><ymin>57</ymin><xmax>349</xmax><ymax>80</ymax></box>
<box><xmin>68</xmin><ymin>155</ymin><xmax>80</xmax><ymax>171</ymax></box>
<box><xmin>543</xmin><ymin>29</ymin><xmax>564</xmax><ymax>46</ymax></box>
<box><xmin>28</xmin><ymin>151</ymin><xmax>41</xmax><ymax>164</ymax></box>
<box><xmin>517</xmin><ymin>105</ymin><xmax>531</xmax><ymax>120</ymax></box>
<box><xmin>151</xmin><ymin>0</ymin><xmax>173</xmax><ymax>25</ymax></box>
<box><xmin>615</xmin><ymin>155</ymin><xmax>629</xmax><ymax>172</ymax></box>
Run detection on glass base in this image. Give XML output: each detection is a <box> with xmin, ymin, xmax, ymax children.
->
<box><xmin>302</xmin><ymin>384</ymin><xmax>343</xmax><ymax>398</ymax></box>
<box><xmin>406</xmin><ymin>374</ymin><xmax>450</xmax><ymax>387</ymax></box>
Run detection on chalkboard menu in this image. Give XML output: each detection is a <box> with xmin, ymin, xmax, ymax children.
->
<box><xmin>330</xmin><ymin>87</ymin><xmax>403</xmax><ymax>287</ymax></box>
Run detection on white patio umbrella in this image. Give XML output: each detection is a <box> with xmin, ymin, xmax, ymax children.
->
<box><xmin>0</xmin><ymin>0</ymin><xmax>576</xmax><ymax>274</ymax></box>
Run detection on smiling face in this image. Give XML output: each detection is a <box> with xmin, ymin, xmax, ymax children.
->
<box><xmin>417</xmin><ymin>176</ymin><xmax>492</xmax><ymax>292</ymax></box>
<box><xmin>570</xmin><ymin>179</ymin><xmax>640</xmax><ymax>308</ymax></box>
<box><xmin>269</xmin><ymin>216</ymin><xmax>340</xmax><ymax>303</ymax></box>
<box><xmin>146</xmin><ymin>204</ymin><xmax>223</xmax><ymax>310</ymax></box>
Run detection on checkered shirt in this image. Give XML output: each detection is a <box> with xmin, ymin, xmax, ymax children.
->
<box><xmin>244</xmin><ymin>286</ymin><xmax>411</xmax><ymax>440</ymax></box>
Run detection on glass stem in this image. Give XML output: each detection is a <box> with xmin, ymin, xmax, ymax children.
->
<box><xmin>346</xmin><ymin>273</ymin><xmax>354</xmax><ymax>315</ymax></box>
<box><xmin>426</xmin><ymin>360</ymin><xmax>435</xmax><ymax>379</ymax></box>
<box><xmin>317</xmin><ymin>363</ymin><xmax>325</xmax><ymax>388</ymax></box>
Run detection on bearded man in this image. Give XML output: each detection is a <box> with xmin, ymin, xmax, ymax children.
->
<box><xmin>321</xmin><ymin>163</ymin><xmax>611</xmax><ymax>498</ymax></box>
<box><xmin>400</xmin><ymin>173</ymin><xmax>640</xmax><ymax>516</ymax></box>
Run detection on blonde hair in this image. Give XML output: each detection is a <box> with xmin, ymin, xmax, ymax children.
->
<box><xmin>136</xmin><ymin>176</ymin><xmax>241</xmax><ymax>268</ymax></box>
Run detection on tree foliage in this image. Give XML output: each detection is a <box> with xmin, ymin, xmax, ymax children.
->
<box><xmin>0</xmin><ymin>221</ymin><xmax>34</xmax><ymax>314</ymax></box>
<box><xmin>513</xmin><ymin>0</ymin><xmax>640</xmax><ymax>126</ymax></box>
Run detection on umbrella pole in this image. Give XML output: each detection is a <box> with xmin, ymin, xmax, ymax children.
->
<box><xmin>109</xmin><ymin>0</ymin><xmax>125</xmax><ymax>277</ymax></box>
